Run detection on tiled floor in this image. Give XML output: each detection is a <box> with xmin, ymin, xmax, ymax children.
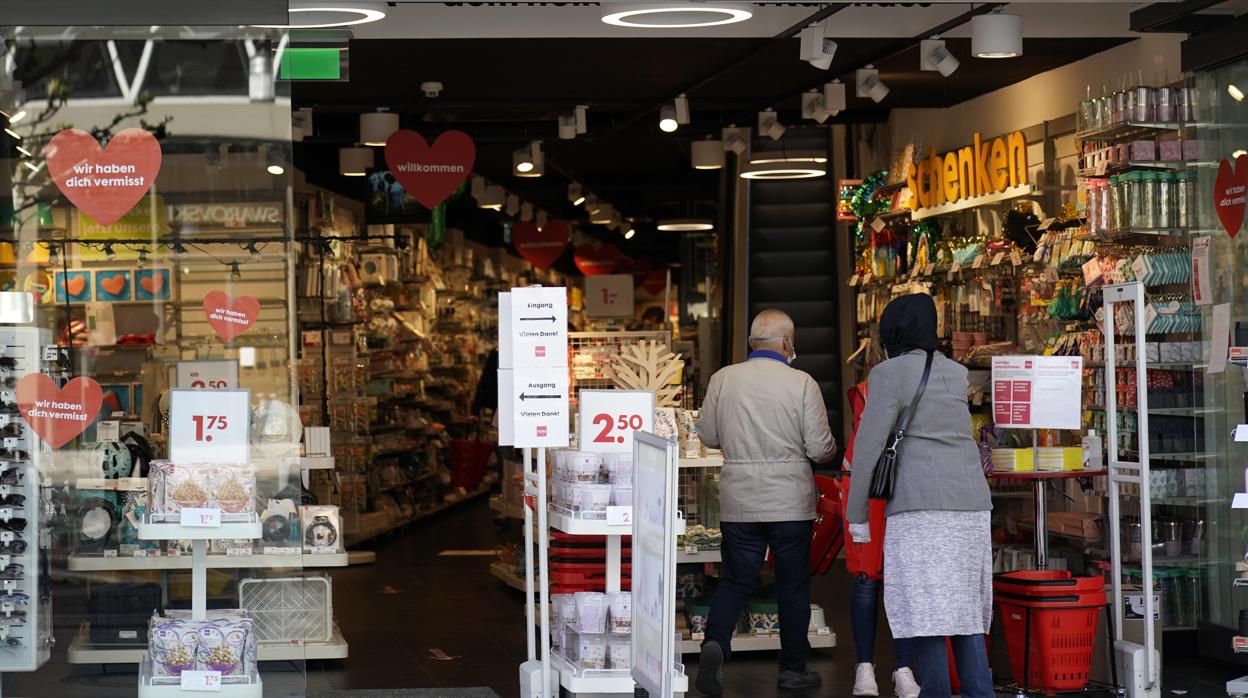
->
<box><xmin>6</xmin><ymin>497</ymin><xmax>1248</xmax><ymax>697</ymax></box>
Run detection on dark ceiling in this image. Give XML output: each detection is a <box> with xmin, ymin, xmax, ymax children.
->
<box><xmin>292</xmin><ymin>34</ymin><xmax>1132</xmax><ymax>261</ymax></box>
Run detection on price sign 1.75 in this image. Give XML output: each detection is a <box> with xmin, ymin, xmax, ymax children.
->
<box><xmin>578</xmin><ymin>389</ymin><xmax>654</xmax><ymax>454</ymax></box>
<box><xmin>169</xmin><ymin>389</ymin><xmax>251</xmax><ymax>465</ymax></box>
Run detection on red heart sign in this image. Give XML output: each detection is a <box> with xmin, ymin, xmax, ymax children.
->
<box><xmin>574</xmin><ymin>243</ymin><xmax>622</xmax><ymax>276</ymax></box>
<box><xmin>16</xmin><ymin>375</ymin><xmax>103</xmax><ymax>449</ymax></box>
<box><xmin>1214</xmin><ymin>154</ymin><xmax>1248</xmax><ymax>239</ymax></box>
<box><xmin>100</xmin><ymin>274</ymin><xmax>126</xmax><ymax>296</ymax></box>
<box><xmin>140</xmin><ymin>274</ymin><xmax>163</xmax><ymax>295</ymax></box>
<box><xmin>203</xmin><ymin>290</ymin><xmax>260</xmax><ymax>342</ymax></box>
<box><xmin>640</xmin><ymin>269</ymin><xmax>667</xmax><ymax>296</ymax></box>
<box><xmin>384</xmin><ymin>130</ymin><xmax>475</xmax><ymax>209</ymax></box>
<box><xmin>62</xmin><ymin>275</ymin><xmax>86</xmax><ymax>297</ymax></box>
<box><xmin>46</xmin><ymin>128</ymin><xmax>162</xmax><ymax>227</ymax></box>
<box><xmin>513</xmin><ymin>220</ymin><xmax>570</xmax><ymax>270</ymax></box>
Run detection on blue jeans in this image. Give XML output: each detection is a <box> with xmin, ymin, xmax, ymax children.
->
<box><xmin>851</xmin><ymin>575</ymin><xmax>913</xmax><ymax>669</ymax></box>
<box><xmin>703</xmin><ymin>520</ymin><xmax>812</xmax><ymax>672</ymax></box>
<box><xmin>912</xmin><ymin>634</ymin><xmax>994</xmax><ymax>698</ymax></box>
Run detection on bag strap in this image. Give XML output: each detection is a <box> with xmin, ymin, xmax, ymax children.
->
<box><xmin>894</xmin><ymin>350</ymin><xmax>934</xmax><ymax>437</ymax></box>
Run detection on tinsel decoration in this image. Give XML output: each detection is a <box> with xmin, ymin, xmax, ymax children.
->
<box><xmin>428</xmin><ymin>202</ymin><xmax>447</xmax><ymax>250</ymax></box>
<box><xmin>849</xmin><ymin>170</ymin><xmax>889</xmax><ymax>243</ymax></box>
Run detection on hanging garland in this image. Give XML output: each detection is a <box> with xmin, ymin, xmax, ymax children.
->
<box><xmin>849</xmin><ymin>170</ymin><xmax>889</xmax><ymax>244</ymax></box>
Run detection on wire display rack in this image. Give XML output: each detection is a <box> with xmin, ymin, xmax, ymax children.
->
<box><xmin>677</xmin><ymin>463</ymin><xmax>720</xmax><ymax>529</ymax></box>
<box><xmin>569</xmin><ymin>331</ymin><xmax>671</xmax><ymax>392</ymax></box>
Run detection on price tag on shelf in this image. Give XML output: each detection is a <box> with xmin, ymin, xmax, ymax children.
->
<box><xmin>753</xmin><ymin>628</ymin><xmax>770</xmax><ymax>637</ymax></box>
<box><xmin>684</xmin><ymin>544</ymin><xmax>699</xmax><ymax>555</ymax></box>
<box><xmin>1</xmin><ymin>438</ymin><xmax>15</xmax><ymax>450</ymax></box>
<box><xmin>1010</xmin><ymin>250</ymin><xmax>1023</xmax><ymax>267</ymax></box>
<box><xmin>225</xmin><ymin>547</ymin><xmax>252</xmax><ymax>557</ymax></box>
<box><xmin>176</xmin><ymin>360</ymin><xmax>239</xmax><ymax>390</ymax></box>
<box><xmin>691</xmin><ymin>632</ymin><xmax>705</xmax><ymax>641</ymax></box>
<box><xmin>180</xmin><ymin>507</ymin><xmax>222</xmax><ymax>528</ymax></box>
<box><xmin>102</xmin><ymin>549</ymin><xmax>118</xmax><ymax>559</ymax></box>
<box><xmin>848</xmin><ymin>274</ymin><xmax>860</xmax><ymax>287</ymax></box>
<box><xmin>168</xmin><ymin>389</ymin><xmax>251</xmax><ymax>465</ymax></box>
<box><xmin>817</xmin><ymin>627</ymin><xmax>833</xmax><ymax>636</ymax></box>
<box><xmin>181</xmin><ymin>670</ymin><xmax>223</xmax><ymax>692</ymax></box>
<box><xmin>606</xmin><ymin>506</ymin><xmax>633</xmax><ymax>527</ymax></box>
<box><xmin>578</xmin><ymin>389</ymin><xmax>654</xmax><ymax>454</ymax></box>
<box><xmin>991</xmin><ymin>252</ymin><xmax>1005</xmax><ymax>266</ymax></box>
<box><xmin>310</xmin><ymin>545</ymin><xmax>336</xmax><ymax>555</ymax></box>
<box><xmin>1038</xmin><ymin>218</ymin><xmax>1056</xmax><ymax>231</ymax></box>
<box><xmin>923</xmin><ymin>263</ymin><xmax>935</xmax><ymax>276</ymax></box>
<box><xmin>870</xmin><ymin>217</ymin><xmax>886</xmax><ymax>233</ymax></box>
<box><xmin>971</xmin><ymin>254</ymin><xmax>984</xmax><ymax>269</ymax></box>
<box><xmin>1094</xmin><ymin>161</ymin><xmax>1108</xmax><ymax>176</ymax></box>
<box><xmin>96</xmin><ymin>421</ymin><xmax>120</xmax><ymax>442</ymax></box>
<box><xmin>263</xmin><ymin>546</ymin><xmax>301</xmax><ymax>556</ymax></box>
<box><xmin>42</xmin><ymin>345</ymin><xmax>59</xmax><ymax>362</ymax></box>
<box><xmin>131</xmin><ymin>549</ymin><xmax>147</xmax><ymax>558</ymax></box>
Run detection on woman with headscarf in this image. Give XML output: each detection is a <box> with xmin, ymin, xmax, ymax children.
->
<box><xmin>845</xmin><ymin>294</ymin><xmax>994</xmax><ymax>698</ymax></box>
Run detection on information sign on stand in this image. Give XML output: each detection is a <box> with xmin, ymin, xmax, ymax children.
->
<box><xmin>511</xmin><ymin>368</ymin><xmax>569</xmax><ymax>447</ymax></box>
<box><xmin>168</xmin><ymin>389</ymin><xmax>251</xmax><ymax>464</ymax></box>
<box><xmin>632</xmin><ymin>431</ymin><xmax>679</xmax><ymax>698</ymax></box>
<box><xmin>585</xmin><ymin>274</ymin><xmax>634</xmax><ymax>318</ymax></box>
<box><xmin>509</xmin><ymin>287</ymin><xmax>568</xmax><ymax>368</ymax></box>
<box><xmin>990</xmin><ymin>356</ymin><xmax>1083</xmax><ymax>430</ymax></box>
<box><xmin>578</xmin><ymin>389</ymin><xmax>653</xmax><ymax>454</ymax></box>
<box><xmin>509</xmin><ymin>287</ymin><xmax>569</xmax><ymax>448</ymax></box>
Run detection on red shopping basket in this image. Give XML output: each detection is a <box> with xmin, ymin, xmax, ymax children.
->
<box><xmin>994</xmin><ymin>579</ymin><xmax>1106</xmax><ymax>693</ymax></box>
<box><xmin>994</xmin><ymin>569</ymin><xmax>1104</xmax><ymax>597</ymax></box>
<box><xmin>810</xmin><ymin>475</ymin><xmax>845</xmax><ymax>574</ymax></box>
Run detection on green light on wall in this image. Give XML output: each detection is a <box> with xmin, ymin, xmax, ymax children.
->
<box><xmin>279</xmin><ymin>48</ymin><xmax>342</xmax><ymax>80</ymax></box>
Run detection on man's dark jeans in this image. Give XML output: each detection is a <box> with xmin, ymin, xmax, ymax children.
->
<box><xmin>702</xmin><ymin>520</ymin><xmax>812</xmax><ymax>672</ymax></box>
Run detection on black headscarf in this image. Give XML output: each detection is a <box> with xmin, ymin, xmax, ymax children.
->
<box><xmin>880</xmin><ymin>293</ymin><xmax>938</xmax><ymax>359</ymax></box>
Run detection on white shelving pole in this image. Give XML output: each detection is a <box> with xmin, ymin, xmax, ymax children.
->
<box><xmin>1103</xmin><ymin>281</ymin><xmax>1160</xmax><ymax>698</ymax></box>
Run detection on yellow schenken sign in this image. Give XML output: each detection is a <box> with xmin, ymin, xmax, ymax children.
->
<box><xmin>907</xmin><ymin>131</ymin><xmax>1028</xmax><ymax>210</ymax></box>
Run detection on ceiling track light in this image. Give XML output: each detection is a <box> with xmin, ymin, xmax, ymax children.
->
<box><xmin>558</xmin><ymin>114</ymin><xmax>577</xmax><ymax>140</ymax></box>
<box><xmin>799</xmin><ymin>24</ymin><xmax>837</xmax><ymax>71</ymax></box>
<box><xmin>471</xmin><ymin>175</ymin><xmax>486</xmax><ymax>199</ymax></box>
<box><xmin>624</xmin><ymin>227</ymin><xmax>636</xmax><ymax>240</ymax></box>
<box><xmin>757</xmin><ymin>109</ymin><xmax>785</xmax><ymax>141</ymax></box>
<box><xmin>1229</xmin><ymin>84</ymin><xmax>1245</xmax><ymax>102</ymax></box>
<box><xmin>856</xmin><ymin>67</ymin><xmax>889</xmax><ymax>104</ymax></box>
<box><xmin>802</xmin><ymin>90</ymin><xmax>829</xmax><ymax>123</ymax></box>
<box><xmin>823</xmin><ymin>80</ymin><xmax>846</xmax><ymax>114</ymax></box>
<box><xmin>659</xmin><ymin>104</ymin><xmax>679</xmax><ymax>133</ymax></box>
<box><xmin>575</xmin><ymin>105</ymin><xmax>589</xmax><ymax>134</ymax></box>
<box><xmin>692</xmin><ymin>137</ymin><xmax>724</xmax><ymax>170</ymax></box>
<box><xmin>972</xmin><ymin>13</ymin><xmax>1023</xmax><ymax>59</ymax></box>
<box><xmin>536</xmin><ymin>210</ymin><xmax>549</xmax><ymax>229</ymax></box>
<box><xmin>590</xmin><ymin>203</ymin><xmax>615</xmax><ymax>225</ymax></box>
<box><xmin>360</xmin><ymin>109</ymin><xmax>399</xmax><ymax>146</ymax></box>
<box><xmin>520</xmin><ymin>203</ymin><xmax>535</xmax><ymax>222</ymax></box>
<box><xmin>674</xmin><ymin>94</ymin><xmax>690</xmax><ymax>124</ymax></box>
<box><xmin>338</xmin><ymin>146</ymin><xmax>373</xmax><ymax>176</ymax></box>
<box><xmin>230</xmin><ymin>260</ymin><xmax>242</xmax><ymax>281</ymax></box>
<box><xmin>266</xmin><ymin>147</ymin><xmax>286</xmax><ymax>176</ymax></box>
<box><xmin>568</xmin><ymin>182</ymin><xmax>586</xmax><ymax>206</ymax></box>
<box><xmin>600</xmin><ymin>2</ymin><xmax>752</xmax><ymax>28</ymax></box>
<box><xmin>515</xmin><ymin>140</ymin><xmax>544</xmax><ymax>177</ymax></box>
<box><xmin>722</xmin><ymin>127</ymin><xmax>747</xmax><ymax>155</ymax></box>
<box><xmin>920</xmin><ymin>38</ymin><xmax>959</xmax><ymax>77</ymax></box>
<box><xmin>479</xmin><ymin>184</ymin><xmax>505</xmax><ymax>211</ymax></box>
<box><xmin>506</xmin><ymin>194</ymin><xmax>521</xmax><ymax>217</ymax></box>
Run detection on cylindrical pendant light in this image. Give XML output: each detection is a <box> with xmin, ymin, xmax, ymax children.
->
<box><xmin>360</xmin><ymin>110</ymin><xmax>399</xmax><ymax>146</ymax></box>
<box><xmin>692</xmin><ymin>138</ymin><xmax>724</xmax><ymax>170</ymax></box>
<box><xmin>338</xmin><ymin>146</ymin><xmax>373</xmax><ymax>176</ymax></box>
<box><xmin>972</xmin><ymin>13</ymin><xmax>1023</xmax><ymax>58</ymax></box>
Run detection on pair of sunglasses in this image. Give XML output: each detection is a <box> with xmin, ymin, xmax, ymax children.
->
<box><xmin>0</xmin><ymin>540</ymin><xmax>26</xmax><ymax>556</ymax></box>
<box><xmin>0</xmin><ymin>425</ymin><xmax>22</xmax><ymax>439</ymax></box>
<box><xmin>0</xmin><ymin>358</ymin><xmax>17</xmax><ymax>372</ymax></box>
<box><xmin>0</xmin><ymin>495</ymin><xmax>24</xmax><ymax>508</ymax></box>
<box><xmin>0</xmin><ymin>520</ymin><xmax>27</xmax><ymax>533</ymax></box>
<box><xmin>0</xmin><ymin>593</ymin><xmax>29</xmax><ymax>605</ymax></box>
<box><xmin>0</xmin><ymin>564</ymin><xmax>23</xmax><ymax>578</ymax></box>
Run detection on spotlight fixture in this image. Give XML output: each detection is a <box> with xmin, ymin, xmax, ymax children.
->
<box><xmin>421</xmin><ymin>82</ymin><xmax>444</xmax><ymax>98</ymax></box>
<box><xmin>740</xmin><ymin>161</ymin><xmax>827</xmax><ymax>180</ymax></box>
<box><xmin>471</xmin><ymin>176</ymin><xmax>486</xmax><ymax>199</ymax></box>
<box><xmin>757</xmin><ymin>109</ymin><xmax>785</xmax><ymax>141</ymax></box>
<box><xmin>252</xmin><ymin>4</ymin><xmax>387</xmax><ymax>29</ymax></box>
<box><xmin>14</xmin><ymin>146</ymin><xmax>31</xmax><ymax>158</ymax></box>
<box><xmin>521</xmin><ymin>203</ymin><xmax>534</xmax><ymax>222</ymax></box>
<box><xmin>675</xmin><ymin>94</ymin><xmax>690</xmax><ymax>124</ymax></box>
<box><xmin>802</xmin><ymin>90</ymin><xmax>829</xmax><ymax>123</ymax></box>
<box><xmin>536</xmin><ymin>210</ymin><xmax>548</xmax><ymax>229</ymax></box>
<box><xmin>586</xmin><ymin>196</ymin><xmax>601</xmax><ymax>214</ymax></box>
<box><xmin>568</xmin><ymin>183</ymin><xmax>587</xmax><ymax>206</ymax></box>
<box><xmin>799</xmin><ymin>24</ymin><xmax>837</xmax><ymax>71</ymax></box>
<box><xmin>170</xmin><ymin>241</ymin><xmax>188</xmax><ymax>257</ymax></box>
<box><xmin>692</xmin><ymin>137</ymin><xmax>724</xmax><ymax>170</ymax></box>
<box><xmin>590</xmin><ymin>204</ymin><xmax>615</xmax><ymax>225</ymax></box>
<box><xmin>920</xmin><ymin>38</ymin><xmax>959</xmax><ymax>77</ymax></box>
<box><xmin>856</xmin><ymin>67</ymin><xmax>889</xmax><ymax>104</ymax></box>
<box><xmin>657</xmin><ymin>218</ymin><xmax>713</xmax><ymax>232</ymax></box>
<box><xmin>823</xmin><ymin>80</ymin><xmax>846</xmax><ymax>114</ymax></box>
<box><xmin>136</xmin><ymin>248</ymin><xmax>148</xmax><ymax>268</ymax></box>
<box><xmin>575</xmin><ymin>105</ymin><xmax>589</xmax><ymax>134</ymax></box>
<box><xmin>513</xmin><ymin>148</ymin><xmax>534</xmax><ymax>174</ymax></box>
<box><xmin>22</xmin><ymin>161</ymin><xmax>38</xmax><ymax>173</ymax></box>
<box><xmin>360</xmin><ymin>109</ymin><xmax>399</xmax><ymax>146</ymax></box>
<box><xmin>600</xmin><ymin>2</ymin><xmax>752</xmax><ymax>28</ymax></box>
<box><xmin>515</xmin><ymin>141</ymin><xmax>544</xmax><ymax>177</ymax></box>
<box><xmin>7</xmin><ymin>110</ymin><xmax>26</xmax><ymax>125</ymax></box>
<box><xmin>659</xmin><ymin>105</ymin><xmax>679</xmax><ymax>133</ymax></box>
<box><xmin>246</xmin><ymin>242</ymin><xmax>262</xmax><ymax>261</ymax></box>
<box><xmin>230</xmin><ymin>261</ymin><xmax>242</xmax><ymax>281</ymax></box>
<box><xmin>338</xmin><ymin>146</ymin><xmax>373</xmax><ymax>176</ymax></box>
<box><xmin>506</xmin><ymin>194</ymin><xmax>521</xmax><ymax>217</ymax></box>
<box><xmin>103</xmin><ymin>243</ymin><xmax>117</xmax><ymax>262</ymax></box>
<box><xmin>624</xmin><ymin>227</ymin><xmax>636</xmax><ymax>240</ymax></box>
<box><xmin>1229</xmin><ymin>84</ymin><xmax>1245</xmax><ymax>102</ymax></box>
<box><xmin>972</xmin><ymin>13</ymin><xmax>1023</xmax><ymax>58</ymax></box>
<box><xmin>479</xmin><ymin>185</ymin><xmax>505</xmax><ymax>211</ymax></box>
<box><xmin>558</xmin><ymin>114</ymin><xmax>577</xmax><ymax>140</ymax></box>
<box><xmin>722</xmin><ymin>127</ymin><xmax>747</xmax><ymax>155</ymax></box>
<box><xmin>4</xmin><ymin>129</ymin><xmax>19</xmax><ymax>140</ymax></box>
<box><xmin>265</xmin><ymin>148</ymin><xmax>286</xmax><ymax>176</ymax></box>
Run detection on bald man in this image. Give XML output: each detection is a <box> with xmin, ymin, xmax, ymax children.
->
<box><xmin>694</xmin><ymin>309</ymin><xmax>836</xmax><ymax>696</ymax></box>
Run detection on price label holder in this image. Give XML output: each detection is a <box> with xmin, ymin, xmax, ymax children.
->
<box><xmin>310</xmin><ymin>545</ymin><xmax>336</xmax><ymax>555</ymax></box>
<box><xmin>606</xmin><ymin>506</ymin><xmax>633</xmax><ymax>526</ymax></box>
<box><xmin>753</xmin><ymin>628</ymin><xmax>770</xmax><ymax>637</ymax></box>
<box><xmin>102</xmin><ymin>549</ymin><xmax>118</xmax><ymax>559</ymax></box>
<box><xmin>132</xmin><ymin>549</ymin><xmax>148</xmax><ymax>558</ymax></box>
<box><xmin>972</xmin><ymin>254</ymin><xmax>984</xmax><ymax>269</ymax></box>
<box><xmin>684</xmin><ymin>544</ymin><xmax>699</xmax><ymax>555</ymax></box>
<box><xmin>924</xmin><ymin>263</ymin><xmax>936</xmax><ymax>276</ymax></box>
<box><xmin>991</xmin><ymin>252</ymin><xmax>1005</xmax><ymax>266</ymax></box>
<box><xmin>180</xmin><ymin>508</ymin><xmax>222</xmax><ymax>528</ymax></box>
<box><xmin>578</xmin><ymin>389</ymin><xmax>654</xmax><ymax>454</ymax></box>
<box><xmin>263</xmin><ymin>546</ymin><xmax>301</xmax><ymax>556</ymax></box>
<box><xmin>1010</xmin><ymin>250</ymin><xmax>1023</xmax><ymax>267</ymax></box>
<box><xmin>817</xmin><ymin>626</ymin><xmax>833</xmax><ymax>636</ymax></box>
<box><xmin>848</xmin><ymin>274</ymin><xmax>860</xmax><ymax>287</ymax></box>
<box><xmin>96</xmin><ymin>421</ymin><xmax>120</xmax><ymax>442</ymax></box>
<box><xmin>42</xmin><ymin>345</ymin><xmax>59</xmax><ymax>362</ymax></box>
<box><xmin>225</xmin><ymin>546</ymin><xmax>252</xmax><ymax>557</ymax></box>
<box><xmin>181</xmin><ymin>670</ymin><xmax>223</xmax><ymax>692</ymax></box>
<box><xmin>168</xmin><ymin>388</ymin><xmax>251</xmax><ymax>465</ymax></box>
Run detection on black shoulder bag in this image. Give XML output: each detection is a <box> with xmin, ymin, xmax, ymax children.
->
<box><xmin>868</xmin><ymin>350</ymin><xmax>934</xmax><ymax>500</ymax></box>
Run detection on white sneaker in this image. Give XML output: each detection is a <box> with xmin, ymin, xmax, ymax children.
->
<box><xmin>853</xmin><ymin>663</ymin><xmax>880</xmax><ymax>697</ymax></box>
<box><xmin>893</xmin><ymin>668</ymin><xmax>921</xmax><ymax>698</ymax></box>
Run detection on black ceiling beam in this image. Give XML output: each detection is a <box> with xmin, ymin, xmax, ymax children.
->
<box><xmin>723</xmin><ymin>2</ymin><xmax>1005</xmax><ymax>129</ymax></box>
<box><xmin>1181</xmin><ymin>12</ymin><xmax>1248</xmax><ymax>72</ymax></box>
<box><xmin>601</xmin><ymin>3</ymin><xmax>853</xmax><ymax>139</ymax></box>
<box><xmin>1129</xmin><ymin>0</ymin><xmax>1224</xmax><ymax>33</ymax></box>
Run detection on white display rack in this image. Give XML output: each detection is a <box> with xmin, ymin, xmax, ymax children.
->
<box><xmin>139</xmin><ymin>656</ymin><xmax>262</xmax><ymax>698</ymax></box>
<box><xmin>550</xmin><ymin>653</ymin><xmax>688</xmax><ymax>695</ymax></box>
<box><xmin>679</xmin><ymin>630</ymin><xmax>836</xmax><ymax>654</ymax></box>
<box><xmin>678</xmin><ymin>455</ymin><xmax>724</xmax><ymax>469</ymax></box>
<box><xmin>69</xmin><ymin>622</ymin><xmax>350</xmax><ymax>665</ymax></box>
<box><xmin>550</xmin><ymin>509</ymin><xmax>685</xmax><ymax>537</ymax></box>
<box><xmin>490</xmin><ymin>560</ymin><xmax>534</xmax><ymax>593</ymax></box>
<box><xmin>68</xmin><ymin>551</ymin><xmax>348</xmax><ymax>572</ymax></box>
<box><xmin>139</xmin><ymin>514</ymin><xmax>263</xmax><ymax>542</ymax></box>
<box><xmin>677</xmin><ymin>547</ymin><xmax>722</xmax><ymax>564</ymax></box>
<box><xmin>300</xmin><ymin>456</ymin><xmax>335</xmax><ymax>470</ymax></box>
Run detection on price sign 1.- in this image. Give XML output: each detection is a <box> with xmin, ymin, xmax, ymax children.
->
<box><xmin>180</xmin><ymin>507</ymin><xmax>222</xmax><ymax>528</ymax></box>
<box><xmin>168</xmin><ymin>388</ymin><xmax>251</xmax><ymax>465</ymax></box>
<box><xmin>175</xmin><ymin>360</ymin><xmax>239</xmax><ymax>390</ymax></box>
<box><xmin>181</xmin><ymin>670</ymin><xmax>223</xmax><ymax>692</ymax></box>
<box><xmin>577</xmin><ymin>389</ymin><xmax>654</xmax><ymax>454</ymax></box>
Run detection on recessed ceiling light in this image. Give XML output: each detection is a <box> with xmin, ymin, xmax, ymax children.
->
<box><xmin>749</xmin><ymin>150</ymin><xmax>828</xmax><ymax>165</ymax></box>
<box><xmin>740</xmin><ymin>161</ymin><xmax>827</xmax><ymax>180</ymax></box>
<box><xmin>601</xmin><ymin>2</ymin><xmax>752</xmax><ymax>28</ymax></box>
<box><xmin>657</xmin><ymin>218</ymin><xmax>713</xmax><ymax>232</ymax></box>
<box><xmin>972</xmin><ymin>13</ymin><xmax>1023</xmax><ymax>59</ymax></box>
<box><xmin>253</xmin><ymin>4</ymin><xmax>387</xmax><ymax>29</ymax></box>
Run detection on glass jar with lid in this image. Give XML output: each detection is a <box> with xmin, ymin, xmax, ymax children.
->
<box><xmin>1157</xmin><ymin>171</ymin><xmax>1175</xmax><ymax>229</ymax></box>
<box><xmin>1139</xmin><ymin>171</ymin><xmax>1158</xmax><ymax>229</ymax></box>
<box><xmin>1175</xmin><ymin>170</ymin><xmax>1192</xmax><ymax>229</ymax></box>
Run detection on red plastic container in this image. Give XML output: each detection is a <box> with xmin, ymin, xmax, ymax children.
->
<box><xmin>994</xmin><ymin>570</ymin><xmax>1105</xmax><ymax>597</ymax></box>
<box><xmin>994</xmin><ymin>585</ymin><xmax>1106</xmax><ymax>692</ymax></box>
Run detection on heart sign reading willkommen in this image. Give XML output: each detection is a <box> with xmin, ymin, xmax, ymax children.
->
<box><xmin>384</xmin><ymin>130</ymin><xmax>475</xmax><ymax>209</ymax></box>
<box><xmin>16</xmin><ymin>375</ymin><xmax>103</xmax><ymax>449</ymax></box>
<box><xmin>46</xmin><ymin>128</ymin><xmax>162</xmax><ymax>227</ymax></box>
<box><xmin>512</xmin><ymin>220</ymin><xmax>571</xmax><ymax>269</ymax></box>
<box><xmin>574</xmin><ymin>243</ymin><xmax>622</xmax><ymax>276</ymax></box>
<box><xmin>203</xmin><ymin>290</ymin><xmax>259</xmax><ymax>342</ymax></box>
<box><xmin>1214</xmin><ymin>154</ymin><xmax>1248</xmax><ymax>239</ymax></box>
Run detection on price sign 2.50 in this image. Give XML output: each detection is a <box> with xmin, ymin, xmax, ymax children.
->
<box><xmin>578</xmin><ymin>389</ymin><xmax>654</xmax><ymax>454</ymax></box>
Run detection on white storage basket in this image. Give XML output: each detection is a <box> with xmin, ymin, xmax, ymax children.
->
<box><xmin>239</xmin><ymin>575</ymin><xmax>332</xmax><ymax>643</ymax></box>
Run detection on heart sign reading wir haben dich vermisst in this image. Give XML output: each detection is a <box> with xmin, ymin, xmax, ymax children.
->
<box><xmin>16</xmin><ymin>375</ymin><xmax>103</xmax><ymax>449</ymax></box>
<box><xmin>1214</xmin><ymin>154</ymin><xmax>1248</xmax><ymax>239</ymax></box>
<box><xmin>45</xmin><ymin>128</ymin><xmax>162</xmax><ymax>227</ymax></box>
<box><xmin>384</xmin><ymin>130</ymin><xmax>475</xmax><ymax>209</ymax></box>
<box><xmin>203</xmin><ymin>291</ymin><xmax>260</xmax><ymax>342</ymax></box>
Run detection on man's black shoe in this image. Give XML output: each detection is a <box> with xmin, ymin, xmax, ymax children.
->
<box><xmin>778</xmin><ymin>669</ymin><xmax>822</xmax><ymax>690</ymax></box>
<box><xmin>696</xmin><ymin>641</ymin><xmax>725</xmax><ymax>696</ymax></box>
